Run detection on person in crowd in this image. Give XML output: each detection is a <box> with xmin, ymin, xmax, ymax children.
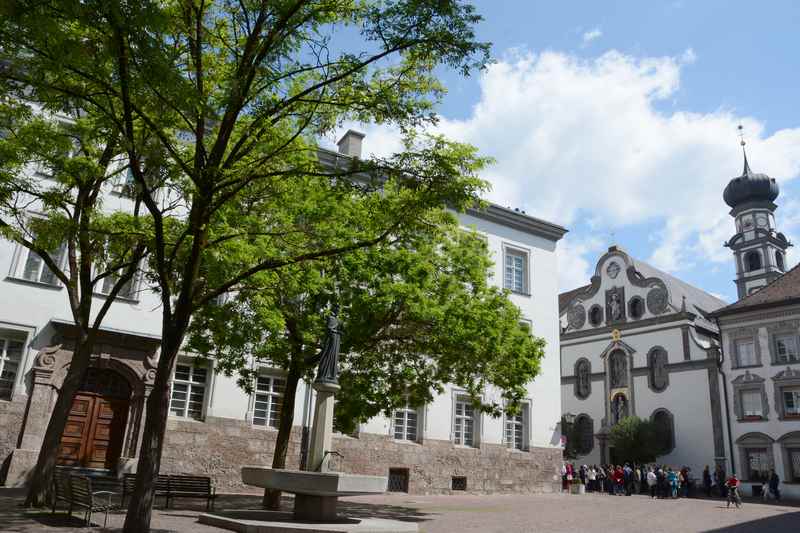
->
<box><xmin>566</xmin><ymin>462</ymin><xmax>575</xmax><ymax>491</ymax></box>
<box><xmin>714</xmin><ymin>465</ymin><xmax>727</xmax><ymax>498</ymax></box>
<box><xmin>579</xmin><ymin>465</ymin><xmax>587</xmax><ymax>490</ymax></box>
<box><xmin>647</xmin><ymin>467</ymin><xmax>657</xmax><ymax>498</ymax></box>
<box><xmin>767</xmin><ymin>469</ymin><xmax>781</xmax><ymax>502</ymax></box>
<box><xmin>561</xmin><ymin>462</ymin><xmax>568</xmax><ymax>492</ymax></box>
<box><xmin>679</xmin><ymin>466</ymin><xmax>690</xmax><ymax>498</ymax></box>
<box><xmin>656</xmin><ymin>467</ymin><xmax>667</xmax><ymax>499</ymax></box>
<box><xmin>634</xmin><ymin>464</ymin><xmax>642</xmax><ymax>494</ymax></box>
<box><xmin>623</xmin><ymin>463</ymin><xmax>633</xmax><ymax>496</ymax></box>
<box><xmin>702</xmin><ymin>465</ymin><xmax>712</xmax><ymax>497</ymax></box>
<box><xmin>667</xmin><ymin>467</ymin><xmax>679</xmax><ymax>498</ymax></box>
<box><xmin>587</xmin><ymin>465</ymin><xmax>597</xmax><ymax>492</ymax></box>
<box><xmin>614</xmin><ymin>465</ymin><xmax>625</xmax><ymax>495</ymax></box>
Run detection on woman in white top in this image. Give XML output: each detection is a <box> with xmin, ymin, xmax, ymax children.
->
<box><xmin>647</xmin><ymin>468</ymin><xmax>658</xmax><ymax>499</ymax></box>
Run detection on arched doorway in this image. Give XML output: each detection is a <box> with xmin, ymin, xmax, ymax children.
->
<box><xmin>57</xmin><ymin>368</ymin><xmax>131</xmax><ymax>470</ymax></box>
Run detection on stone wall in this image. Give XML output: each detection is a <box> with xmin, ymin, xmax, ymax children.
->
<box><xmin>0</xmin><ymin>395</ymin><xmax>27</xmax><ymax>484</ymax></box>
<box><xmin>160</xmin><ymin>416</ymin><xmax>561</xmax><ymax>495</ymax></box>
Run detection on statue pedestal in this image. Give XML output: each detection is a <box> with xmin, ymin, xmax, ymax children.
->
<box><xmin>307</xmin><ymin>381</ymin><xmax>340</xmax><ymax>473</ymax></box>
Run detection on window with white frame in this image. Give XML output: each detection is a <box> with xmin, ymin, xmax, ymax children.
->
<box><xmin>736</xmin><ymin>339</ymin><xmax>758</xmax><ymax>367</ymax></box>
<box><xmin>0</xmin><ymin>336</ymin><xmax>24</xmax><ymax>400</ymax></box>
<box><xmin>393</xmin><ymin>404</ymin><xmax>419</xmax><ymax>442</ymax></box>
<box><xmin>505</xmin><ymin>404</ymin><xmax>529</xmax><ymax>450</ymax></box>
<box><xmin>20</xmin><ymin>243</ymin><xmax>66</xmax><ymax>286</ymax></box>
<box><xmin>112</xmin><ymin>167</ymin><xmax>137</xmax><ymax>197</ymax></box>
<box><xmin>169</xmin><ymin>362</ymin><xmax>208</xmax><ymax>420</ymax></box>
<box><xmin>741</xmin><ymin>389</ymin><xmax>763</xmax><ymax>418</ymax></box>
<box><xmin>775</xmin><ymin>335</ymin><xmax>799</xmax><ymax>364</ymax></box>
<box><xmin>783</xmin><ymin>388</ymin><xmax>800</xmax><ymax>418</ymax></box>
<box><xmin>97</xmin><ymin>272</ymin><xmax>136</xmax><ymax>299</ymax></box>
<box><xmin>252</xmin><ymin>375</ymin><xmax>285</xmax><ymax>428</ymax></box>
<box><xmin>503</xmin><ymin>247</ymin><xmax>528</xmax><ymax>294</ymax></box>
<box><xmin>453</xmin><ymin>395</ymin><xmax>476</xmax><ymax>447</ymax></box>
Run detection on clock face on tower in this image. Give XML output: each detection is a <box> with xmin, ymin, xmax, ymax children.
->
<box><xmin>756</xmin><ymin>215</ymin><xmax>768</xmax><ymax>228</ymax></box>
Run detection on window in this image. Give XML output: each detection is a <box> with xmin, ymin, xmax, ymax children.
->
<box><xmin>741</xmin><ymin>390</ymin><xmax>763</xmax><ymax>418</ymax></box>
<box><xmin>652</xmin><ymin>409</ymin><xmax>675</xmax><ymax>454</ymax></box>
<box><xmin>775</xmin><ymin>335</ymin><xmax>799</xmax><ymax>364</ymax></box>
<box><xmin>393</xmin><ymin>404</ymin><xmax>419</xmax><ymax>442</ymax></box>
<box><xmin>169</xmin><ymin>362</ymin><xmax>208</xmax><ymax>420</ymax></box>
<box><xmin>588</xmin><ymin>305</ymin><xmax>603</xmax><ymax>327</ymax></box>
<box><xmin>745</xmin><ymin>251</ymin><xmax>762</xmax><ymax>272</ymax></box>
<box><xmin>505</xmin><ymin>404</ymin><xmax>528</xmax><ymax>451</ymax></box>
<box><xmin>736</xmin><ymin>339</ymin><xmax>758</xmax><ymax>367</ymax></box>
<box><xmin>783</xmin><ymin>388</ymin><xmax>800</xmax><ymax>418</ymax></box>
<box><xmin>788</xmin><ymin>448</ymin><xmax>800</xmax><ymax>482</ymax></box>
<box><xmin>112</xmin><ymin>168</ymin><xmax>137</xmax><ymax>197</ymax></box>
<box><xmin>503</xmin><ymin>248</ymin><xmax>528</xmax><ymax>294</ymax></box>
<box><xmin>98</xmin><ymin>272</ymin><xmax>136</xmax><ymax>300</ymax></box>
<box><xmin>0</xmin><ymin>337</ymin><xmax>24</xmax><ymax>400</ymax></box>
<box><xmin>252</xmin><ymin>375</ymin><xmax>285</xmax><ymax>428</ymax></box>
<box><xmin>453</xmin><ymin>395</ymin><xmax>476</xmax><ymax>447</ymax></box>
<box><xmin>628</xmin><ymin>296</ymin><xmax>645</xmax><ymax>319</ymax></box>
<box><xmin>648</xmin><ymin>347</ymin><xmax>669</xmax><ymax>392</ymax></box>
<box><xmin>573</xmin><ymin>414</ymin><xmax>594</xmax><ymax>455</ymax></box>
<box><xmin>776</xmin><ymin>251</ymin><xmax>785</xmax><ymax>271</ymax></box>
<box><xmin>20</xmin><ymin>244</ymin><xmax>66</xmax><ymax>285</ymax></box>
<box><xmin>574</xmin><ymin>358</ymin><xmax>591</xmax><ymax>399</ymax></box>
<box><xmin>745</xmin><ymin>448</ymin><xmax>770</xmax><ymax>482</ymax></box>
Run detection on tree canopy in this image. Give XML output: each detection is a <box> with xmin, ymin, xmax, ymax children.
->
<box><xmin>608</xmin><ymin>416</ymin><xmax>670</xmax><ymax>465</ymax></box>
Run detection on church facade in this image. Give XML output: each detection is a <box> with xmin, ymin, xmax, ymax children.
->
<box><xmin>559</xmin><ymin>246</ymin><xmax>729</xmax><ymax>472</ymax></box>
<box><xmin>0</xmin><ymin>131</ymin><xmax>567</xmax><ymax>495</ymax></box>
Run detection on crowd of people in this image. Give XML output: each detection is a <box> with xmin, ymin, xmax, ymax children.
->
<box><xmin>560</xmin><ymin>462</ymin><xmax>783</xmax><ymax>505</ymax></box>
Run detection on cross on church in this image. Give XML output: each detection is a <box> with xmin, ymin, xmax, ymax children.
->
<box><xmin>738</xmin><ymin>124</ymin><xmax>746</xmax><ymax>147</ymax></box>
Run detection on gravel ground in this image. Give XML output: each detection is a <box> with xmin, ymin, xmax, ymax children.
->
<box><xmin>1</xmin><ymin>488</ymin><xmax>798</xmax><ymax>532</ymax></box>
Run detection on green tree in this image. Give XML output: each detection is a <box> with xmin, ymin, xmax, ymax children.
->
<box><xmin>608</xmin><ymin>416</ymin><xmax>667</xmax><ymax>465</ymax></box>
<box><xmin>0</xmin><ymin>2</ymin><xmax>491</xmax><ymax>530</ymax></box>
<box><xmin>0</xmin><ymin>104</ymin><xmax>148</xmax><ymax>506</ymax></box>
<box><xmin>189</xmin><ymin>217</ymin><xmax>545</xmax><ymax>508</ymax></box>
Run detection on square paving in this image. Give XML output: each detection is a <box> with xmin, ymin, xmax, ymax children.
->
<box><xmin>1</xmin><ymin>488</ymin><xmax>799</xmax><ymax>532</ymax></box>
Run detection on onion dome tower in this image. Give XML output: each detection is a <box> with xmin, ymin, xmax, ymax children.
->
<box><xmin>724</xmin><ymin>126</ymin><xmax>791</xmax><ymax>299</ymax></box>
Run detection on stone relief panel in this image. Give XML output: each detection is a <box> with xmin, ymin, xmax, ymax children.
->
<box><xmin>609</xmin><ymin>350</ymin><xmax>628</xmax><ymax>389</ymax></box>
<box><xmin>567</xmin><ymin>304</ymin><xmax>586</xmax><ymax>330</ymax></box>
<box><xmin>606</xmin><ymin>261</ymin><xmax>621</xmax><ymax>279</ymax></box>
<box><xmin>574</xmin><ymin>358</ymin><xmax>591</xmax><ymax>399</ymax></box>
<box><xmin>648</xmin><ymin>347</ymin><xmax>669</xmax><ymax>392</ymax></box>
<box><xmin>646</xmin><ymin>286</ymin><xmax>668</xmax><ymax>315</ymax></box>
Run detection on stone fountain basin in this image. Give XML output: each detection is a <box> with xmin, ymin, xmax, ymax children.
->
<box><xmin>241</xmin><ymin>467</ymin><xmax>388</xmax><ymax>497</ymax></box>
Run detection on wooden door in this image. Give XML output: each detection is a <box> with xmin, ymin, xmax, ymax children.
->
<box><xmin>57</xmin><ymin>384</ymin><xmax>130</xmax><ymax>469</ymax></box>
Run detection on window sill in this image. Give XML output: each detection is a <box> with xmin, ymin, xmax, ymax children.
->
<box><xmin>4</xmin><ymin>276</ymin><xmax>63</xmax><ymax>291</ymax></box>
<box><xmin>737</xmin><ymin>416</ymin><xmax>768</xmax><ymax>422</ymax></box>
<box><xmin>92</xmin><ymin>292</ymin><xmax>140</xmax><ymax>304</ymax></box>
<box><xmin>507</xmin><ymin>289</ymin><xmax>532</xmax><ymax>298</ymax></box>
<box><xmin>392</xmin><ymin>438</ymin><xmax>423</xmax><ymax>446</ymax></box>
<box><xmin>732</xmin><ymin>364</ymin><xmax>763</xmax><ymax>370</ymax></box>
<box><xmin>772</xmin><ymin>360</ymin><xmax>800</xmax><ymax>366</ymax></box>
<box><xmin>168</xmin><ymin>415</ymin><xmax>206</xmax><ymax>423</ymax></box>
<box><xmin>452</xmin><ymin>443</ymin><xmax>479</xmax><ymax>450</ymax></box>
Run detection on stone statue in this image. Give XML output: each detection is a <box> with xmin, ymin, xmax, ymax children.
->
<box><xmin>611</xmin><ymin>394</ymin><xmax>628</xmax><ymax>424</ymax></box>
<box><xmin>610</xmin><ymin>292</ymin><xmax>622</xmax><ymax>320</ymax></box>
<box><xmin>313</xmin><ymin>305</ymin><xmax>341</xmax><ymax>386</ymax></box>
<box><xmin>610</xmin><ymin>352</ymin><xmax>627</xmax><ymax>388</ymax></box>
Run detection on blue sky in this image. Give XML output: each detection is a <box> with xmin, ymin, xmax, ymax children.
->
<box><xmin>336</xmin><ymin>1</ymin><xmax>800</xmax><ymax>304</ymax></box>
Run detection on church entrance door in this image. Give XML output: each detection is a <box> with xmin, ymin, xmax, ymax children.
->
<box><xmin>57</xmin><ymin>368</ymin><xmax>131</xmax><ymax>470</ymax></box>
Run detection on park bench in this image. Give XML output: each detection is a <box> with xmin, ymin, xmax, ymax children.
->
<box><xmin>51</xmin><ymin>472</ymin><xmax>116</xmax><ymax>527</ymax></box>
<box><xmin>122</xmin><ymin>473</ymin><xmax>216</xmax><ymax>510</ymax></box>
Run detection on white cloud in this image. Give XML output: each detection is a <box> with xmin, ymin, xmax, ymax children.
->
<box><xmin>556</xmin><ymin>235</ymin><xmax>606</xmax><ymax>291</ymax></box>
<box><xmin>341</xmin><ymin>49</ymin><xmax>800</xmax><ymax>289</ymax></box>
<box><xmin>581</xmin><ymin>28</ymin><xmax>603</xmax><ymax>45</ymax></box>
<box><xmin>681</xmin><ymin>47</ymin><xmax>697</xmax><ymax>65</ymax></box>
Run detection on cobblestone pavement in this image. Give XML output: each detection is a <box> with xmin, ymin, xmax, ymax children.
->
<box><xmin>2</xmin><ymin>488</ymin><xmax>799</xmax><ymax>532</ymax></box>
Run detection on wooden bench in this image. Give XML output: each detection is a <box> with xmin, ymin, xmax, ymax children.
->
<box><xmin>122</xmin><ymin>473</ymin><xmax>215</xmax><ymax>510</ymax></box>
<box><xmin>52</xmin><ymin>473</ymin><xmax>117</xmax><ymax>527</ymax></box>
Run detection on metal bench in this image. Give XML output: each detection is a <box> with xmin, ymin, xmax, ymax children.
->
<box><xmin>121</xmin><ymin>473</ymin><xmax>215</xmax><ymax>510</ymax></box>
<box><xmin>52</xmin><ymin>474</ymin><xmax>116</xmax><ymax>527</ymax></box>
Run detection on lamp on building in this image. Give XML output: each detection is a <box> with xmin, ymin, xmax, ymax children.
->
<box><xmin>563</xmin><ymin>412</ymin><xmax>576</xmax><ymax>426</ymax></box>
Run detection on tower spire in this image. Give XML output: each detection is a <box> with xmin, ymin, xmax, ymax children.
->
<box><xmin>738</xmin><ymin>124</ymin><xmax>752</xmax><ymax>176</ymax></box>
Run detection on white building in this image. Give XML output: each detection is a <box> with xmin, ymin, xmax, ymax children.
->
<box><xmin>711</xmin><ymin>151</ymin><xmax>800</xmax><ymax>499</ymax></box>
<box><xmin>0</xmin><ymin>132</ymin><xmax>568</xmax><ymax>494</ymax></box>
<box><xmin>559</xmin><ymin>246</ymin><xmax>729</xmax><ymax>472</ymax></box>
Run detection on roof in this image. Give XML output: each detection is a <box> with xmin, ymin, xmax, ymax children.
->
<box><xmin>465</xmin><ymin>204</ymin><xmax>568</xmax><ymax>242</ymax></box>
<box><xmin>559</xmin><ymin>284</ymin><xmax>590</xmax><ymax>310</ymax></box>
<box><xmin>712</xmin><ymin>263</ymin><xmax>800</xmax><ymax>317</ymax></box>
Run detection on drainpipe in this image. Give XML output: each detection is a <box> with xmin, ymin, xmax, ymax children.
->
<box><xmin>714</xmin><ymin>316</ymin><xmax>736</xmax><ymax>475</ymax></box>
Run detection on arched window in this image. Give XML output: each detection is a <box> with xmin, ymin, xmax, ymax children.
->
<box><xmin>574</xmin><ymin>414</ymin><xmax>594</xmax><ymax>455</ymax></box>
<box><xmin>628</xmin><ymin>296</ymin><xmax>645</xmax><ymax>320</ymax></box>
<box><xmin>574</xmin><ymin>358</ymin><xmax>591</xmax><ymax>399</ymax></box>
<box><xmin>648</xmin><ymin>347</ymin><xmax>669</xmax><ymax>392</ymax></box>
<box><xmin>652</xmin><ymin>409</ymin><xmax>675</xmax><ymax>455</ymax></box>
<box><xmin>609</xmin><ymin>350</ymin><xmax>628</xmax><ymax>389</ymax></box>
<box><xmin>745</xmin><ymin>251</ymin><xmax>762</xmax><ymax>272</ymax></box>
<box><xmin>776</xmin><ymin>251</ymin><xmax>785</xmax><ymax>271</ymax></box>
<box><xmin>588</xmin><ymin>305</ymin><xmax>603</xmax><ymax>327</ymax></box>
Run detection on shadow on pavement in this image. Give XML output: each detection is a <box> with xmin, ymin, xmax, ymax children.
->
<box><xmin>701</xmin><ymin>511</ymin><xmax>800</xmax><ymax>532</ymax></box>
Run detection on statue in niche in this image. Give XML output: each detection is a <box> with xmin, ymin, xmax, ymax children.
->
<box><xmin>609</xmin><ymin>351</ymin><xmax>627</xmax><ymax>389</ymax></box>
<box><xmin>610</xmin><ymin>293</ymin><xmax>622</xmax><ymax>320</ymax></box>
<box><xmin>611</xmin><ymin>393</ymin><xmax>628</xmax><ymax>424</ymax></box>
<box><xmin>606</xmin><ymin>287</ymin><xmax>626</xmax><ymax>323</ymax></box>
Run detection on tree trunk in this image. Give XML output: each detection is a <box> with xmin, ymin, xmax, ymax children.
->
<box><xmin>122</xmin><ymin>331</ymin><xmax>183</xmax><ymax>533</ymax></box>
<box><xmin>24</xmin><ymin>339</ymin><xmax>93</xmax><ymax>507</ymax></box>
<box><xmin>263</xmin><ymin>361</ymin><xmax>302</xmax><ymax>510</ymax></box>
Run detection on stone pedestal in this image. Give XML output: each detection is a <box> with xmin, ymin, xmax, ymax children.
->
<box><xmin>294</xmin><ymin>494</ymin><xmax>338</xmax><ymax>521</ymax></box>
<box><xmin>307</xmin><ymin>382</ymin><xmax>340</xmax><ymax>473</ymax></box>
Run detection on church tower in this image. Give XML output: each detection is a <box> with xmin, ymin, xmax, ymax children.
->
<box><xmin>724</xmin><ymin>130</ymin><xmax>791</xmax><ymax>299</ymax></box>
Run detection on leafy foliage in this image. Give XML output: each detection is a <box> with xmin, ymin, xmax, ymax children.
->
<box><xmin>608</xmin><ymin>416</ymin><xmax>669</xmax><ymax>464</ymax></box>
